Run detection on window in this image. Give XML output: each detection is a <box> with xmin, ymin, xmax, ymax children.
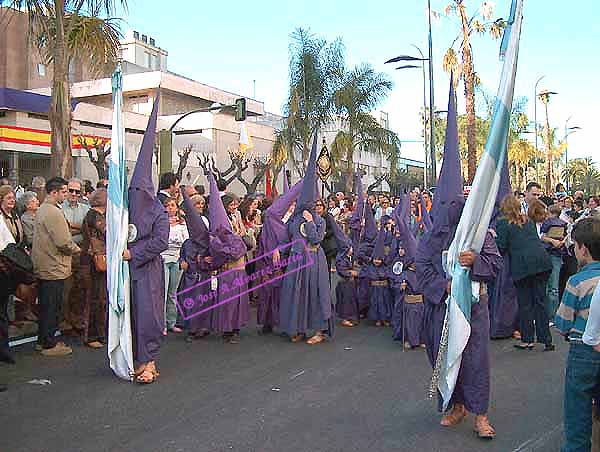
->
<box><xmin>37</xmin><ymin>63</ymin><xmax>46</xmax><ymax>76</ymax></box>
<box><xmin>144</xmin><ymin>51</ymin><xmax>151</xmax><ymax>68</ymax></box>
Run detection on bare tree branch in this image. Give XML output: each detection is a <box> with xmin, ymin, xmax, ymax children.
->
<box><xmin>175</xmin><ymin>144</ymin><xmax>193</xmax><ymax>181</ymax></box>
<box><xmin>76</xmin><ymin>134</ymin><xmax>110</xmax><ymax>180</ymax></box>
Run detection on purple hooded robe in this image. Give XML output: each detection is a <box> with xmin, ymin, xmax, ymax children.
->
<box><xmin>256</xmin><ymin>179</ymin><xmax>303</xmax><ymax>328</ymax></box>
<box><xmin>207</xmin><ymin>173</ymin><xmax>249</xmax><ymax>334</ymax></box>
<box><xmin>416</xmin><ymin>78</ymin><xmax>501</xmax><ymax>414</ymax></box>
<box><xmin>127</xmin><ymin>93</ymin><xmax>169</xmax><ymax>365</ymax></box>
<box><xmin>390</xmin><ymin>212</ymin><xmax>424</xmax><ymax>347</ymax></box>
<box><xmin>178</xmin><ymin>188</ymin><xmax>215</xmax><ymax>334</ymax></box>
<box><xmin>279</xmin><ymin>135</ymin><xmax>333</xmax><ymax>337</ymax></box>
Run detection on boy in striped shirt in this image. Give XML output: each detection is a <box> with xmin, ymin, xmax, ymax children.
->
<box><xmin>554</xmin><ymin>218</ymin><xmax>600</xmax><ymax>452</ymax></box>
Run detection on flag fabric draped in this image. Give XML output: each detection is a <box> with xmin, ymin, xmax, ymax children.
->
<box><xmin>107</xmin><ymin>64</ymin><xmax>134</xmax><ymax>381</ymax></box>
<box><xmin>239</xmin><ymin>121</ymin><xmax>253</xmax><ymax>155</ymax></box>
<box><xmin>437</xmin><ymin>0</ymin><xmax>524</xmax><ymax>410</ymax></box>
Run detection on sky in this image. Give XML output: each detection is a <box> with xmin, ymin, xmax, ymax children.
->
<box><xmin>121</xmin><ymin>0</ymin><xmax>599</xmax><ymax>163</ymax></box>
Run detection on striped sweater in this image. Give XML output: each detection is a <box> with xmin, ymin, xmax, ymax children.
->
<box><xmin>555</xmin><ymin>261</ymin><xmax>600</xmax><ymax>342</ymax></box>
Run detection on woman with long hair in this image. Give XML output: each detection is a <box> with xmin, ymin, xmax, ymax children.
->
<box><xmin>496</xmin><ymin>194</ymin><xmax>554</xmax><ymax>351</ymax></box>
<box><xmin>527</xmin><ymin>198</ymin><xmax>548</xmax><ymax>237</ymax></box>
<box><xmin>80</xmin><ymin>189</ymin><xmax>108</xmax><ymax>348</ymax></box>
<box><xmin>161</xmin><ymin>198</ymin><xmax>188</xmax><ymax>335</ymax></box>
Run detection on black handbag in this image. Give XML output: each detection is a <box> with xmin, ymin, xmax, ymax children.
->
<box><xmin>0</xmin><ymin>243</ymin><xmax>33</xmax><ymax>273</ymax></box>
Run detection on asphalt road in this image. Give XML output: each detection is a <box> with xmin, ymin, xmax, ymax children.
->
<box><xmin>1</xmin><ymin>311</ymin><xmax>567</xmax><ymax>452</ymax></box>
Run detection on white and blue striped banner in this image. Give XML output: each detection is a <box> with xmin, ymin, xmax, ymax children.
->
<box><xmin>107</xmin><ymin>64</ymin><xmax>134</xmax><ymax>381</ymax></box>
<box><xmin>439</xmin><ymin>0</ymin><xmax>524</xmax><ymax>409</ymax></box>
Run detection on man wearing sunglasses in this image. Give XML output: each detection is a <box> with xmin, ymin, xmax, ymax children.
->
<box><xmin>61</xmin><ymin>178</ymin><xmax>89</xmax><ymax>333</ymax></box>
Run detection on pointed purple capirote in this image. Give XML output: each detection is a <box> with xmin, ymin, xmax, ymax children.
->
<box><xmin>208</xmin><ymin>172</ymin><xmax>232</xmax><ymax>234</ymax></box>
<box><xmin>430</xmin><ymin>73</ymin><xmax>464</xmax><ymax>233</ymax></box>
<box><xmin>127</xmin><ymin>91</ymin><xmax>169</xmax><ymax>366</ymax></box>
<box><xmin>396</xmin><ymin>215</ymin><xmax>417</xmax><ymax>265</ymax></box>
<box><xmin>259</xmin><ymin>178</ymin><xmax>303</xmax><ymax>252</ymax></box>
<box><xmin>371</xmin><ymin>227</ymin><xmax>386</xmax><ymax>260</ymax></box>
<box><xmin>419</xmin><ymin>193</ymin><xmax>433</xmax><ymax>232</ymax></box>
<box><xmin>129</xmin><ymin>91</ymin><xmax>162</xmax><ymax>236</ymax></box>
<box><xmin>350</xmin><ymin>172</ymin><xmax>365</xmax><ymax>247</ymax></box>
<box><xmin>296</xmin><ymin>134</ymin><xmax>319</xmax><ymax>214</ymax></box>
<box><xmin>181</xmin><ymin>187</ymin><xmax>209</xmax><ymax>253</ymax></box>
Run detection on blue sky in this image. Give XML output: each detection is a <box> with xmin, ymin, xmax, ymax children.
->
<box><xmin>122</xmin><ymin>0</ymin><xmax>599</xmax><ymax>163</ymax></box>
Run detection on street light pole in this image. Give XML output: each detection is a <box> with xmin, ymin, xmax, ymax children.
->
<box><xmin>411</xmin><ymin>44</ymin><xmax>428</xmax><ymax>189</ymax></box>
<box><xmin>427</xmin><ymin>0</ymin><xmax>436</xmax><ymax>185</ymax></box>
<box><xmin>385</xmin><ymin>55</ymin><xmax>429</xmax><ymax>188</ymax></box>
<box><xmin>533</xmin><ymin>75</ymin><xmax>545</xmax><ymax>181</ymax></box>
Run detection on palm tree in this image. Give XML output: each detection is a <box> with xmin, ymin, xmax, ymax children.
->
<box><xmin>563</xmin><ymin>157</ymin><xmax>600</xmax><ymax>194</ymax></box>
<box><xmin>508</xmin><ymin>139</ymin><xmax>537</xmax><ymax>191</ymax></box>
<box><xmin>282</xmin><ymin>28</ymin><xmax>344</xmax><ymax>176</ymax></box>
<box><xmin>442</xmin><ymin>1</ymin><xmax>505</xmax><ymax>184</ymax></box>
<box><xmin>330</xmin><ymin>63</ymin><xmax>400</xmax><ymax>191</ymax></box>
<box><xmin>5</xmin><ymin>1</ymin><xmax>125</xmax><ymax>178</ymax></box>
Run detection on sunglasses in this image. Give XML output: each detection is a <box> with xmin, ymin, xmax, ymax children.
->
<box><xmin>68</xmin><ymin>188</ymin><xmax>81</xmax><ymax>194</ymax></box>
<box><xmin>315</xmin><ymin>203</ymin><xmax>325</xmax><ymax>207</ymax></box>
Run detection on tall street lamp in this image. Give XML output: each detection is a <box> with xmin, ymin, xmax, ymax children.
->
<box><xmin>563</xmin><ymin>116</ymin><xmax>581</xmax><ymax>192</ymax></box>
<box><xmin>427</xmin><ymin>0</ymin><xmax>436</xmax><ymax>184</ymax></box>
<box><xmin>385</xmin><ymin>50</ymin><xmax>431</xmax><ymax>188</ymax></box>
<box><xmin>533</xmin><ymin>75</ymin><xmax>545</xmax><ymax>181</ymax></box>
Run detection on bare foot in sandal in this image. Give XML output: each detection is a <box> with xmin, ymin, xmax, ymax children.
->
<box><xmin>306</xmin><ymin>333</ymin><xmax>325</xmax><ymax>345</ymax></box>
<box><xmin>474</xmin><ymin>415</ymin><xmax>496</xmax><ymax>439</ymax></box>
<box><xmin>440</xmin><ymin>403</ymin><xmax>467</xmax><ymax>426</ymax></box>
<box><xmin>136</xmin><ymin>361</ymin><xmax>158</xmax><ymax>384</ymax></box>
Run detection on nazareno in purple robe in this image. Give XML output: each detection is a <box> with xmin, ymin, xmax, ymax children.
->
<box><xmin>178</xmin><ymin>188</ymin><xmax>215</xmax><ymax>334</ymax></box>
<box><xmin>256</xmin><ymin>179</ymin><xmax>303</xmax><ymax>328</ymax></box>
<box><xmin>417</xmin><ymin>231</ymin><xmax>501</xmax><ymax>414</ymax></box>
<box><xmin>364</xmin><ymin>227</ymin><xmax>393</xmax><ymax>322</ymax></box>
<box><xmin>127</xmin><ymin>92</ymin><xmax>169</xmax><ymax>365</ymax></box>
<box><xmin>390</xmin><ymin>238</ymin><xmax>424</xmax><ymax>346</ymax></box>
<box><xmin>179</xmin><ymin>239</ymin><xmax>216</xmax><ymax>334</ymax></box>
<box><xmin>487</xmin><ymin>251</ymin><xmax>519</xmax><ymax>339</ymax></box>
<box><xmin>487</xmin><ymin>151</ymin><xmax>519</xmax><ymax>339</ymax></box>
<box><xmin>390</xmin><ymin>193</ymin><xmax>425</xmax><ymax>346</ymax></box>
<box><xmin>278</xmin><ymin>135</ymin><xmax>333</xmax><ymax>337</ymax></box>
<box><xmin>335</xmin><ymin>248</ymin><xmax>359</xmax><ymax>321</ymax></box>
<box><xmin>207</xmin><ymin>173</ymin><xmax>249</xmax><ymax>334</ymax></box>
<box><xmin>416</xmin><ymin>75</ymin><xmax>502</xmax><ymax>414</ymax></box>
<box><xmin>390</xmin><ymin>264</ymin><xmax>423</xmax><ymax>346</ymax></box>
<box><xmin>279</xmin><ymin>214</ymin><xmax>333</xmax><ymax>336</ymax></box>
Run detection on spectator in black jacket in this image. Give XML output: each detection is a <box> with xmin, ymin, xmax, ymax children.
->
<box><xmin>495</xmin><ymin>194</ymin><xmax>554</xmax><ymax>351</ymax></box>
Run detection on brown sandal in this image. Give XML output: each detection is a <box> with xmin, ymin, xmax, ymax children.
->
<box><xmin>340</xmin><ymin>320</ymin><xmax>354</xmax><ymax>327</ymax></box>
<box><xmin>290</xmin><ymin>334</ymin><xmax>304</xmax><ymax>343</ymax></box>
<box><xmin>306</xmin><ymin>333</ymin><xmax>325</xmax><ymax>345</ymax></box>
<box><xmin>136</xmin><ymin>368</ymin><xmax>156</xmax><ymax>384</ymax></box>
<box><xmin>440</xmin><ymin>405</ymin><xmax>467</xmax><ymax>426</ymax></box>
<box><xmin>474</xmin><ymin>416</ymin><xmax>496</xmax><ymax>439</ymax></box>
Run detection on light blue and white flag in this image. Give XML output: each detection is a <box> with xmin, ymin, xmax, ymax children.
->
<box><xmin>107</xmin><ymin>64</ymin><xmax>134</xmax><ymax>381</ymax></box>
<box><xmin>438</xmin><ymin>0</ymin><xmax>524</xmax><ymax>409</ymax></box>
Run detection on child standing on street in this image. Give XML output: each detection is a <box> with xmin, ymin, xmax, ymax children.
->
<box><xmin>555</xmin><ymin>218</ymin><xmax>600</xmax><ymax>452</ymax></box>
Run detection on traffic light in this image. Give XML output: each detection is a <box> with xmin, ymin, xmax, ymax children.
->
<box><xmin>234</xmin><ymin>98</ymin><xmax>246</xmax><ymax>122</ymax></box>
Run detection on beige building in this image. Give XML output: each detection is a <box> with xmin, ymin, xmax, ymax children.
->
<box><xmin>1</xmin><ymin>7</ymin><xmax>282</xmax><ymax>194</ymax></box>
